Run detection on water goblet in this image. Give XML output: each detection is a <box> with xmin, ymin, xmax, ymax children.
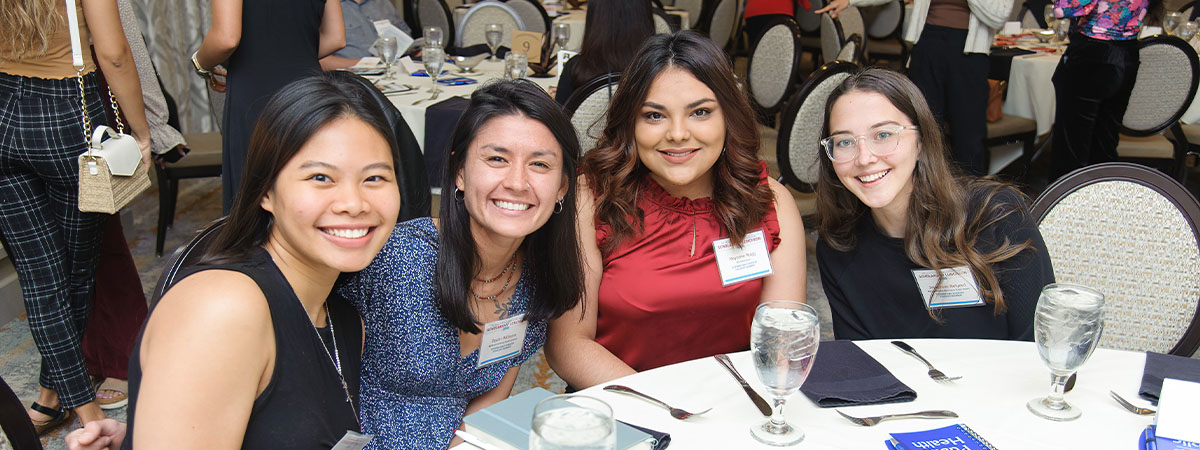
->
<box><xmin>1054</xmin><ymin>18</ymin><xmax>1070</xmax><ymax>43</ymax></box>
<box><xmin>504</xmin><ymin>52</ymin><xmax>528</xmax><ymax>79</ymax></box>
<box><xmin>1166</xmin><ymin>11</ymin><xmax>1184</xmax><ymax>36</ymax></box>
<box><xmin>374</xmin><ymin>36</ymin><xmax>400</xmax><ymax>80</ymax></box>
<box><xmin>553</xmin><ymin>22</ymin><xmax>572</xmax><ymax>52</ymax></box>
<box><xmin>424</xmin><ymin>26</ymin><xmax>445</xmax><ymax>49</ymax></box>
<box><xmin>530</xmin><ymin>395</ymin><xmax>616</xmax><ymax>450</ymax></box>
<box><xmin>485</xmin><ymin>23</ymin><xmax>504</xmax><ymax>61</ymax></box>
<box><xmin>1027</xmin><ymin>283</ymin><xmax>1105</xmax><ymax>421</ymax></box>
<box><xmin>750</xmin><ymin>301</ymin><xmax>819</xmax><ymax>446</ymax></box>
<box><xmin>422</xmin><ymin>45</ymin><xmax>445</xmax><ymax>94</ymax></box>
<box><xmin>1043</xmin><ymin>4</ymin><xmax>1056</xmax><ymax>29</ymax></box>
<box><xmin>1178</xmin><ymin>20</ymin><xmax>1200</xmax><ymax>42</ymax></box>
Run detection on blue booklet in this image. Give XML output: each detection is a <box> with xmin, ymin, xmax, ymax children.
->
<box><xmin>1140</xmin><ymin>425</ymin><xmax>1200</xmax><ymax>450</ymax></box>
<box><xmin>884</xmin><ymin>424</ymin><xmax>998</xmax><ymax>450</ymax></box>
<box><xmin>462</xmin><ymin>387</ymin><xmax>658</xmax><ymax>450</ymax></box>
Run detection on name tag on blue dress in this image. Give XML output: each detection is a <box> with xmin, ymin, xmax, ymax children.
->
<box><xmin>911</xmin><ymin>266</ymin><xmax>986</xmax><ymax>309</ymax></box>
<box><xmin>712</xmin><ymin>229</ymin><xmax>773</xmax><ymax>286</ymax></box>
<box><xmin>331</xmin><ymin>431</ymin><xmax>373</xmax><ymax>450</ymax></box>
<box><xmin>477</xmin><ymin>314</ymin><xmax>528</xmax><ymax>368</ymax></box>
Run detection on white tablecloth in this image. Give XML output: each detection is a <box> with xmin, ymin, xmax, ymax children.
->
<box><xmin>578</xmin><ymin>339</ymin><xmax>1151</xmax><ymax>449</ymax></box>
<box><xmin>385</xmin><ymin>59</ymin><xmax>558</xmax><ymax>152</ymax></box>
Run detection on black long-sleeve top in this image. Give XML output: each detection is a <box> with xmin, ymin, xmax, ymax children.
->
<box><xmin>816</xmin><ymin>188</ymin><xmax>1055</xmax><ymax>341</ymax></box>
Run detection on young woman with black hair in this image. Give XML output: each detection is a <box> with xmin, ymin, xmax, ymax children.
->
<box><xmin>553</xmin><ymin>0</ymin><xmax>655</xmax><ymax>104</ymax></box>
<box><xmin>338</xmin><ymin>79</ymin><xmax>584</xmax><ymax>449</ymax></box>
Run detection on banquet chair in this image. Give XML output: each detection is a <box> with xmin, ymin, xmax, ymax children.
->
<box><xmin>327</xmin><ymin>71</ymin><xmax>432</xmax><ymax>222</ymax></box>
<box><xmin>796</xmin><ymin>0</ymin><xmax>826</xmax><ymax>63</ymax></box>
<box><xmin>417</xmin><ymin>0</ymin><xmax>455</xmax><ymax>49</ymax></box>
<box><xmin>0</xmin><ymin>376</ymin><xmax>40</xmax><ymax>450</ymax></box>
<box><xmin>151</xmin><ymin>217</ymin><xmax>226</xmax><ymax>304</ymax></box>
<box><xmin>706</xmin><ymin>0</ymin><xmax>740</xmax><ymax>51</ymax></box>
<box><xmin>1031</xmin><ymin>162</ymin><xmax>1200</xmax><ymax>357</ymax></box>
<box><xmin>458</xmin><ymin>1</ymin><xmax>525</xmax><ymax>48</ymax></box>
<box><xmin>653</xmin><ymin>10</ymin><xmax>676</xmax><ymax>34</ymax></box>
<box><xmin>820</xmin><ymin>6</ymin><xmax>865</xmax><ymax>64</ymax></box>
<box><xmin>675</xmin><ymin>0</ymin><xmax>706</xmax><ymax>28</ymax></box>
<box><xmin>564</xmin><ymin>73</ymin><xmax>621</xmax><ymax>154</ymax></box>
<box><xmin>1116</xmin><ymin>35</ymin><xmax>1199</xmax><ymax>184</ymax></box>
<box><xmin>777</xmin><ymin>61</ymin><xmax>858</xmax><ymax>193</ymax></box>
<box><xmin>860</xmin><ymin>0</ymin><xmax>907</xmax><ymax>66</ymax></box>
<box><xmin>155</xmin><ymin>86</ymin><xmax>224</xmax><ymax>256</ymax></box>
<box><xmin>505</xmin><ymin>0</ymin><xmax>550</xmax><ymax>34</ymax></box>
<box><xmin>747</xmin><ymin>16</ymin><xmax>802</xmax><ymax>126</ymax></box>
<box><xmin>983</xmin><ymin>113</ymin><xmax>1037</xmax><ymax>177</ymax></box>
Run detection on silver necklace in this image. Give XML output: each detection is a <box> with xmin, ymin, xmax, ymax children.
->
<box><xmin>310</xmin><ymin>302</ymin><xmax>358</xmax><ymax>420</ymax></box>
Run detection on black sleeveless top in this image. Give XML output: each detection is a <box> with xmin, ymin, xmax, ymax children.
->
<box><xmin>123</xmin><ymin>248</ymin><xmax>362</xmax><ymax>449</ymax></box>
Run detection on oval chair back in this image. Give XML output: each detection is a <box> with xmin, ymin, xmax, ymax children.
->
<box><xmin>777</xmin><ymin>61</ymin><xmax>858</xmax><ymax>192</ymax></box>
<box><xmin>564</xmin><ymin>73</ymin><xmax>621</xmax><ymax>155</ymax></box>
<box><xmin>458</xmin><ymin>1</ymin><xmax>526</xmax><ymax>48</ymax></box>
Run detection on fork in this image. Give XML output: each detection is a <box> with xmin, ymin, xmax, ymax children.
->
<box><xmin>1109</xmin><ymin>391</ymin><xmax>1156</xmax><ymax>415</ymax></box>
<box><xmin>603</xmin><ymin>385</ymin><xmax>711</xmax><ymax>420</ymax></box>
<box><xmin>412</xmin><ymin>90</ymin><xmax>440</xmax><ymax>105</ymax></box>
<box><xmin>836</xmin><ymin>409</ymin><xmax>959</xmax><ymax>426</ymax></box>
<box><xmin>891</xmin><ymin>341</ymin><xmax>962</xmax><ymax>383</ymax></box>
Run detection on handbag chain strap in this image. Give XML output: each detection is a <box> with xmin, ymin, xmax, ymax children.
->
<box><xmin>64</xmin><ymin>0</ymin><xmax>124</xmax><ymax>149</ymax></box>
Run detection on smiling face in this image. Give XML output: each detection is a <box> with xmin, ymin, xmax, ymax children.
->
<box><xmin>456</xmin><ymin>114</ymin><xmax>568</xmax><ymax>247</ymax></box>
<box><xmin>260</xmin><ymin>116</ymin><xmax>401</xmax><ymax>275</ymax></box>
<box><xmin>828</xmin><ymin>90</ymin><xmax>920</xmax><ymax>228</ymax></box>
<box><xmin>634</xmin><ymin>66</ymin><xmax>726</xmax><ymax>199</ymax></box>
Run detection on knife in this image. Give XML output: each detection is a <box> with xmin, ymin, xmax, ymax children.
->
<box><xmin>714</xmin><ymin>354</ymin><xmax>773</xmax><ymax>416</ymax></box>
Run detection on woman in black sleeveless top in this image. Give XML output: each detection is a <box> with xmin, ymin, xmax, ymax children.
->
<box><xmin>67</xmin><ymin>74</ymin><xmax>403</xmax><ymax>449</ymax></box>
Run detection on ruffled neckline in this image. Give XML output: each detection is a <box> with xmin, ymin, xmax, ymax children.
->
<box><xmin>641</xmin><ymin>174</ymin><xmax>714</xmax><ymax>214</ymax></box>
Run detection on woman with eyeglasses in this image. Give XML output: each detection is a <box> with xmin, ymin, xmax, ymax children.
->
<box><xmin>814</xmin><ymin>68</ymin><xmax>1054</xmax><ymax>341</ymax></box>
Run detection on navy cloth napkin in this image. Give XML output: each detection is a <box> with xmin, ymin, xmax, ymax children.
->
<box><xmin>799</xmin><ymin>340</ymin><xmax>917</xmax><ymax>408</ymax></box>
<box><xmin>620</xmin><ymin>420</ymin><xmax>671</xmax><ymax>450</ymax></box>
<box><xmin>422</xmin><ymin>96</ymin><xmax>471</xmax><ymax>187</ymax></box>
<box><xmin>1139</xmin><ymin>351</ymin><xmax>1200</xmax><ymax>405</ymax></box>
<box><xmin>450</xmin><ymin>44</ymin><xmax>510</xmax><ymax>58</ymax></box>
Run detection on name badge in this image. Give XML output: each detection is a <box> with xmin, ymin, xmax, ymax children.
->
<box><xmin>477</xmin><ymin>314</ymin><xmax>528</xmax><ymax>368</ymax></box>
<box><xmin>331</xmin><ymin>431</ymin><xmax>373</xmax><ymax>450</ymax></box>
<box><xmin>910</xmin><ymin>266</ymin><xmax>985</xmax><ymax>309</ymax></box>
<box><xmin>712</xmin><ymin>229</ymin><xmax>773</xmax><ymax>286</ymax></box>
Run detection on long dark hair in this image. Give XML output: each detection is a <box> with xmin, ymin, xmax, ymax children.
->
<box><xmin>582</xmin><ymin>31</ymin><xmax>773</xmax><ymax>252</ymax></box>
<box><xmin>436</xmin><ymin>79</ymin><xmax>584</xmax><ymax>334</ymax></box>
<box><xmin>570</xmin><ymin>0</ymin><xmax>655</xmax><ymax>89</ymax></box>
<box><xmin>202</xmin><ymin>73</ymin><xmax>400</xmax><ymax>264</ymax></box>
<box><xmin>815</xmin><ymin>68</ymin><xmax>1032</xmax><ymax>314</ymax></box>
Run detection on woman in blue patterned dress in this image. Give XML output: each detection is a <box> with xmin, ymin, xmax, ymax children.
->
<box><xmin>340</xmin><ymin>79</ymin><xmax>585</xmax><ymax>449</ymax></box>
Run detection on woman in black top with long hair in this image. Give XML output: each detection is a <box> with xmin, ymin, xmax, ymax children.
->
<box><xmin>554</xmin><ymin>0</ymin><xmax>655</xmax><ymax>105</ymax></box>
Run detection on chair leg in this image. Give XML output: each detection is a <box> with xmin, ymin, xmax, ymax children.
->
<box><xmin>156</xmin><ymin>175</ymin><xmax>173</xmax><ymax>256</ymax></box>
<box><xmin>166</xmin><ymin>179</ymin><xmax>179</xmax><ymax>229</ymax></box>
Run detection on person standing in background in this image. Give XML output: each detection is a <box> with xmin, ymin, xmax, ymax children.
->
<box><xmin>553</xmin><ymin>0</ymin><xmax>655</xmax><ymax>105</ymax></box>
<box><xmin>1</xmin><ymin>0</ymin><xmax>151</xmax><ymax>434</ymax></box>
<box><xmin>320</xmin><ymin>0</ymin><xmax>413</xmax><ymax>70</ymax></box>
<box><xmin>192</xmin><ymin>0</ymin><xmax>345</xmax><ymax>213</ymax></box>
<box><xmin>1048</xmin><ymin>0</ymin><xmax>1159</xmax><ymax>179</ymax></box>
<box><xmin>819</xmin><ymin>0</ymin><xmax>1011</xmax><ymax>176</ymax></box>
<box><xmin>743</xmin><ymin>0</ymin><xmax>803</xmax><ymax>50</ymax></box>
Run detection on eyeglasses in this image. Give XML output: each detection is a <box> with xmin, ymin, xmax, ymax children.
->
<box><xmin>820</xmin><ymin>125</ymin><xmax>918</xmax><ymax>162</ymax></box>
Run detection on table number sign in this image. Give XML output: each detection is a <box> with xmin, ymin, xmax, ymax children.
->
<box><xmin>511</xmin><ymin>31</ymin><xmax>544</xmax><ymax>63</ymax></box>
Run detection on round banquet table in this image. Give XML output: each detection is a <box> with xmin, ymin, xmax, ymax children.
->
<box><xmin>578</xmin><ymin>339</ymin><xmax>1152</xmax><ymax>449</ymax></box>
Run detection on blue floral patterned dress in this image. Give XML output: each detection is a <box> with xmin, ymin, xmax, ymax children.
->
<box><xmin>339</xmin><ymin>217</ymin><xmax>548</xmax><ymax>449</ymax></box>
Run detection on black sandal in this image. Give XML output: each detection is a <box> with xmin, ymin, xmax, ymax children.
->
<box><xmin>30</xmin><ymin>401</ymin><xmax>73</xmax><ymax>436</ymax></box>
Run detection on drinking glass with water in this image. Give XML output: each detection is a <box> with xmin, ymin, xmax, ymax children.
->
<box><xmin>530</xmin><ymin>395</ymin><xmax>616</xmax><ymax>450</ymax></box>
<box><xmin>750</xmin><ymin>301</ymin><xmax>819</xmax><ymax>446</ymax></box>
<box><xmin>486</xmin><ymin>24</ymin><xmax>504</xmax><ymax>61</ymax></box>
<box><xmin>1027</xmin><ymin>283</ymin><xmax>1104</xmax><ymax>421</ymax></box>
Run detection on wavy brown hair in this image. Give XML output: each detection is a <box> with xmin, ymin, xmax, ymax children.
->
<box><xmin>815</xmin><ymin>68</ymin><xmax>1033</xmax><ymax>315</ymax></box>
<box><xmin>0</xmin><ymin>0</ymin><xmax>62</xmax><ymax>63</ymax></box>
<box><xmin>581</xmin><ymin>31</ymin><xmax>773</xmax><ymax>253</ymax></box>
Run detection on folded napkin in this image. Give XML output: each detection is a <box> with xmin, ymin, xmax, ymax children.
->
<box><xmin>799</xmin><ymin>340</ymin><xmax>917</xmax><ymax>408</ymax></box>
<box><xmin>450</xmin><ymin>44</ymin><xmax>510</xmax><ymax>58</ymax></box>
<box><xmin>1139</xmin><ymin>351</ymin><xmax>1200</xmax><ymax>405</ymax></box>
<box><xmin>422</xmin><ymin>96</ymin><xmax>471</xmax><ymax>186</ymax></box>
<box><xmin>620</xmin><ymin>420</ymin><xmax>671</xmax><ymax>450</ymax></box>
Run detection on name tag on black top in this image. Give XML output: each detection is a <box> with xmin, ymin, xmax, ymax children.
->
<box><xmin>332</xmin><ymin>431</ymin><xmax>373</xmax><ymax>450</ymax></box>
<box><xmin>911</xmin><ymin>266</ymin><xmax>986</xmax><ymax>309</ymax></box>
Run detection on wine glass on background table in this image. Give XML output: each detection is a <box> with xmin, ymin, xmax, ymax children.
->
<box><xmin>424</xmin><ymin>26</ymin><xmax>445</xmax><ymax>49</ymax></box>
<box><xmin>422</xmin><ymin>45</ymin><xmax>445</xmax><ymax>94</ymax></box>
<box><xmin>553</xmin><ymin>22</ymin><xmax>571</xmax><ymax>52</ymax></box>
<box><xmin>486</xmin><ymin>23</ymin><xmax>504</xmax><ymax>61</ymax></box>
<box><xmin>1166</xmin><ymin>11</ymin><xmax>1184</xmax><ymax>36</ymax></box>
<box><xmin>1027</xmin><ymin>283</ymin><xmax>1105</xmax><ymax>422</ymax></box>
<box><xmin>1043</xmin><ymin>4</ymin><xmax>1056</xmax><ymax>29</ymax></box>
<box><xmin>374</xmin><ymin>36</ymin><xmax>400</xmax><ymax>80</ymax></box>
<box><xmin>750</xmin><ymin>301</ymin><xmax>819</xmax><ymax>446</ymax></box>
<box><xmin>1179</xmin><ymin>20</ymin><xmax>1200</xmax><ymax>42</ymax></box>
<box><xmin>1053</xmin><ymin>18</ymin><xmax>1070</xmax><ymax>44</ymax></box>
<box><xmin>530</xmin><ymin>395</ymin><xmax>616</xmax><ymax>450</ymax></box>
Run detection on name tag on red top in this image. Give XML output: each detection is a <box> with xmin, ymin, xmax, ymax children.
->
<box><xmin>712</xmin><ymin>229</ymin><xmax>773</xmax><ymax>286</ymax></box>
<box><xmin>910</xmin><ymin>266</ymin><xmax>986</xmax><ymax>309</ymax></box>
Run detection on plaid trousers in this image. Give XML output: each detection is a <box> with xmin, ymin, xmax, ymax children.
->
<box><xmin>0</xmin><ymin>72</ymin><xmax>109</xmax><ymax>409</ymax></box>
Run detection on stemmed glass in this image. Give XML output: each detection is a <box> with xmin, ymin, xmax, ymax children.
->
<box><xmin>750</xmin><ymin>301</ymin><xmax>819</xmax><ymax>446</ymax></box>
<box><xmin>1165</xmin><ymin>11</ymin><xmax>1184</xmax><ymax>36</ymax></box>
<box><xmin>553</xmin><ymin>22</ymin><xmax>572</xmax><ymax>52</ymax></box>
<box><xmin>485</xmin><ymin>23</ymin><xmax>504</xmax><ymax>61</ymax></box>
<box><xmin>1043</xmin><ymin>4</ymin><xmax>1056</xmax><ymax>30</ymax></box>
<box><xmin>1027</xmin><ymin>283</ymin><xmax>1105</xmax><ymax>421</ymax></box>
<box><xmin>424</xmin><ymin>26</ymin><xmax>445</xmax><ymax>49</ymax></box>
<box><xmin>529</xmin><ymin>395</ymin><xmax>616</xmax><ymax>450</ymax></box>
<box><xmin>422</xmin><ymin>45</ymin><xmax>445</xmax><ymax>94</ymax></box>
<box><xmin>1053</xmin><ymin>18</ymin><xmax>1070</xmax><ymax>44</ymax></box>
<box><xmin>1179</xmin><ymin>20</ymin><xmax>1200</xmax><ymax>42</ymax></box>
<box><xmin>374</xmin><ymin>36</ymin><xmax>400</xmax><ymax>80</ymax></box>
<box><xmin>504</xmin><ymin>52</ymin><xmax>528</xmax><ymax>79</ymax></box>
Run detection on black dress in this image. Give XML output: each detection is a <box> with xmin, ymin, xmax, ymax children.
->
<box><xmin>123</xmin><ymin>247</ymin><xmax>362</xmax><ymax>449</ymax></box>
<box><xmin>221</xmin><ymin>0</ymin><xmax>326</xmax><ymax>212</ymax></box>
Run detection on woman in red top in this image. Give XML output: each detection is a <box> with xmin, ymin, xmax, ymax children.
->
<box><xmin>546</xmin><ymin>31</ymin><xmax>806</xmax><ymax>389</ymax></box>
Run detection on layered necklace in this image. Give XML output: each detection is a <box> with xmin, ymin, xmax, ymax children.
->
<box><xmin>471</xmin><ymin>253</ymin><xmax>521</xmax><ymax>317</ymax></box>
